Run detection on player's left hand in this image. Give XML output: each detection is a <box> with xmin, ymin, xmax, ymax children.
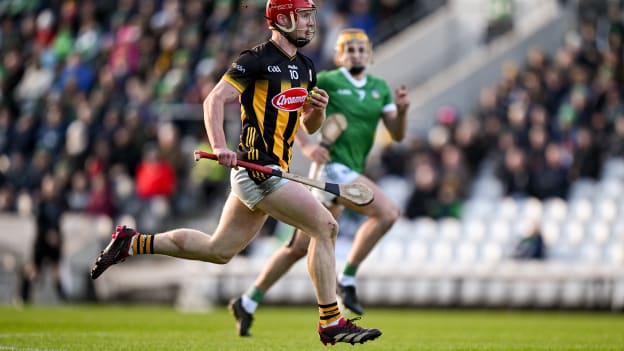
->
<box><xmin>307</xmin><ymin>87</ymin><xmax>329</xmax><ymax>111</ymax></box>
<box><xmin>301</xmin><ymin>143</ymin><xmax>330</xmax><ymax>164</ymax></box>
<box><xmin>394</xmin><ymin>85</ymin><xmax>410</xmax><ymax>112</ymax></box>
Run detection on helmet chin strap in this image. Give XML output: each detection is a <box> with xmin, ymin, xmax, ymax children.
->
<box><xmin>274</xmin><ymin>11</ymin><xmax>313</xmax><ymax>48</ymax></box>
<box><xmin>274</xmin><ymin>12</ymin><xmax>297</xmax><ymax>33</ymax></box>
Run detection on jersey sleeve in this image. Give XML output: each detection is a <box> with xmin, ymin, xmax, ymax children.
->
<box><xmin>379</xmin><ymin>79</ymin><xmax>397</xmax><ymax>113</ymax></box>
<box><xmin>222</xmin><ymin>50</ymin><xmax>259</xmax><ymax>93</ymax></box>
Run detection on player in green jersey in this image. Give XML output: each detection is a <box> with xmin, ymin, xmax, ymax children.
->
<box><xmin>229</xmin><ymin>28</ymin><xmax>410</xmax><ymax>336</ymax></box>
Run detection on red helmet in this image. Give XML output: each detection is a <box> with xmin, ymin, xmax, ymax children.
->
<box><xmin>265</xmin><ymin>0</ymin><xmax>316</xmax><ymax>33</ymax></box>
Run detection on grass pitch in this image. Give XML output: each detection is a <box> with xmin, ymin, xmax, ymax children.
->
<box><xmin>0</xmin><ymin>304</ymin><xmax>623</xmax><ymax>351</ymax></box>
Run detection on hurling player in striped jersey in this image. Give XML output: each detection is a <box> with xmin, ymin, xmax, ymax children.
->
<box><xmin>232</xmin><ymin>27</ymin><xmax>410</xmax><ymax>333</ymax></box>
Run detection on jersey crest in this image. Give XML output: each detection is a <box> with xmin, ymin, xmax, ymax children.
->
<box><xmin>271</xmin><ymin>87</ymin><xmax>309</xmax><ymax>111</ymax></box>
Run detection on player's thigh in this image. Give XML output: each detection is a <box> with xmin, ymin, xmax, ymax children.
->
<box><xmin>211</xmin><ymin>193</ymin><xmax>268</xmax><ymax>256</ymax></box>
<box><xmin>257</xmin><ymin>181</ymin><xmax>336</xmax><ymax>238</ymax></box>
<box><xmin>338</xmin><ymin>175</ymin><xmax>399</xmax><ymax>217</ymax></box>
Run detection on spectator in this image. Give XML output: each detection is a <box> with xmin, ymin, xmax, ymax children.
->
<box><xmin>15</xmin><ymin>57</ymin><xmax>55</xmax><ymax>104</ymax></box>
<box><xmin>529</xmin><ymin>142</ymin><xmax>569</xmax><ymax>199</ymax></box>
<box><xmin>85</xmin><ymin>172</ymin><xmax>114</xmax><ymax>217</ymax></box>
<box><xmin>0</xmin><ymin>107</ymin><xmax>11</xmax><ymax>154</ymax></box>
<box><xmin>20</xmin><ymin>174</ymin><xmax>67</xmax><ymax>303</ymax></box>
<box><xmin>66</xmin><ymin>170</ymin><xmax>90</xmax><ymax>212</ymax></box>
<box><xmin>344</xmin><ymin>0</ymin><xmax>376</xmax><ymax>36</ymax></box>
<box><xmin>569</xmin><ymin>126</ymin><xmax>602</xmax><ymax>181</ymax></box>
<box><xmin>135</xmin><ymin>144</ymin><xmax>176</xmax><ymax>200</ymax></box>
<box><xmin>404</xmin><ymin>161</ymin><xmax>438</xmax><ymax>219</ymax></box>
<box><xmin>498</xmin><ymin>146</ymin><xmax>531</xmax><ymax>198</ymax></box>
<box><xmin>430</xmin><ymin>178</ymin><xmax>463</xmax><ymax>219</ymax></box>
<box><xmin>512</xmin><ymin>221</ymin><xmax>546</xmax><ymax>260</ymax></box>
<box><xmin>483</xmin><ymin>0</ymin><xmax>514</xmax><ymax>43</ymax></box>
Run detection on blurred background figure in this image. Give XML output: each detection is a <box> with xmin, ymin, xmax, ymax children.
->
<box><xmin>511</xmin><ymin>220</ymin><xmax>546</xmax><ymax>260</ymax></box>
<box><xmin>20</xmin><ymin>174</ymin><xmax>66</xmax><ymax>303</ymax></box>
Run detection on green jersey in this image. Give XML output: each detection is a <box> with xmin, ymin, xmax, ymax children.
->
<box><xmin>317</xmin><ymin>67</ymin><xmax>395</xmax><ymax>173</ymax></box>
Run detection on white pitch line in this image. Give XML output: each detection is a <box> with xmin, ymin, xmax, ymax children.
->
<box><xmin>0</xmin><ymin>332</ymin><xmax>113</xmax><ymax>339</ymax></box>
<box><xmin>0</xmin><ymin>345</ymin><xmax>63</xmax><ymax>351</ymax></box>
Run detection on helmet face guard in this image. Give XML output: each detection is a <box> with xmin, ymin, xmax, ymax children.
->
<box><xmin>335</xmin><ymin>28</ymin><xmax>372</xmax><ymax>74</ymax></box>
<box><xmin>266</xmin><ymin>0</ymin><xmax>317</xmax><ymax>47</ymax></box>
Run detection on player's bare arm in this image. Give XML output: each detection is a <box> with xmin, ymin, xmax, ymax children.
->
<box><xmin>203</xmin><ymin>79</ymin><xmax>241</xmax><ymax>168</ymax></box>
<box><xmin>382</xmin><ymin>85</ymin><xmax>410</xmax><ymax>141</ymax></box>
<box><xmin>295</xmin><ymin>127</ymin><xmax>329</xmax><ymax>164</ymax></box>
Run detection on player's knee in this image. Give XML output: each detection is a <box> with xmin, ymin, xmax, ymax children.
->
<box><xmin>323</xmin><ymin>218</ymin><xmax>339</xmax><ymax>241</ymax></box>
<box><xmin>378</xmin><ymin>203</ymin><xmax>400</xmax><ymax>229</ymax></box>
<box><xmin>305</xmin><ymin>217</ymin><xmax>338</xmax><ymax>241</ymax></box>
<box><xmin>211</xmin><ymin>253</ymin><xmax>234</xmax><ymax>264</ymax></box>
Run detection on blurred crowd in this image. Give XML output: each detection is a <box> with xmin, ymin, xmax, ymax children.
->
<box><xmin>2</xmin><ymin>0</ymin><xmax>622</xmax><ymax>261</ymax></box>
<box><xmin>385</xmin><ymin>1</ymin><xmax>624</xmax><ymax>220</ymax></box>
<box><xmin>0</xmin><ymin>0</ymin><xmax>417</xmax><ymax>234</ymax></box>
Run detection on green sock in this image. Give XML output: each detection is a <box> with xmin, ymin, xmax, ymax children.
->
<box><xmin>343</xmin><ymin>263</ymin><xmax>358</xmax><ymax>277</ymax></box>
<box><xmin>246</xmin><ymin>286</ymin><xmax>265</xmax><ymax>303</ymax></box>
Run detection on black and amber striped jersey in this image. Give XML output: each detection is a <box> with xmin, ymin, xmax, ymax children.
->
<box><xmin>223</xmin><ymin>40</ymin><xmax>316</xmax><ymax>178</ymax></box>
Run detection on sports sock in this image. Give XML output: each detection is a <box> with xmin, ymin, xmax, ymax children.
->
<box><xmin>129</xmin><ymin>233</ymin><xmax>154</xmax><ymax>255</ymax></box>
<box><xmin>339</xmin><ymin>263</ymin><xmax>358</xmax><ymax>286</ymax></box>
<box><xmin>241</xmin><ymin>295</ymin><xmax>258</xmax><ymax>314</ymax></box>
<box><xmin>318</xmin><ymin>302</ymin><xmax>342</xmax><ymax>328</ymax></box>
<box><xmin>246</xmin><ymin>286</ymin><xmax>265</xmax><ymax>303</ymax></box>
<box><xmin>241</xmin><ymin>286</ymin><xmax>265</xmax><ymax>314</ymax></box>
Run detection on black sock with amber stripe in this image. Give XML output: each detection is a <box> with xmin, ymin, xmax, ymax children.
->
<box><xmin>130</xmin><ymin>233</ymin><xmax>155</xmax><ymax>255</ymax></box>
<box><xmin>319</xmin><ymin>302</ymin><xmax>342</xmax><ymax>328</ymax></box>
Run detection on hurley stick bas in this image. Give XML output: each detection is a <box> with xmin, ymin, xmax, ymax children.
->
<box><xmin>194</xmin><ymin>150</ymin><xmax>373</xmax><ymax>206</ymax></box>
<box><xmin>320</xmin><ymin>113</ymin><xmax>348</xmax><ymax>149</ymax></box>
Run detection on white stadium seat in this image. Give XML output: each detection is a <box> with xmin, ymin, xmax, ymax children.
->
<box><xmin>462</xmin><ymin>218</ymin><xmax>486</xmax><ymax>243</ymax></box>
<box><xmin>481</xmin><ymin>242</ymin><xmax>504</xmax><ymax>263</ymax></box>
<box><xmin>562</xmin><ymin>220</ymin><xmax>585</xmax><ymax>247</ymax></box>
<box><xmin>568</xmin><ymin>198</ymin><xmax>593</xmax><ymax>223</ymax></box>
<box><xmin>543</xmin><ymin>197</ymin><xmax>567</xmax><ymax>223</ymax></box>
<box><xmin>438</xmin><ymin>218</ymin><xmax>461</xmax><ymax>241</ymax></box>
<box><xmin>431</xmin><ymin>241</ymin><xmax>454</xmax><ymax>263</ymax></box>
<box><xmin>456</xmin><ymin>242</ymin><xmax>478</xmax><ymax>263</ymax></box>
<box><xmin>587</xmin><ymin>221</ymin><xmax>610</xmax><ymax>246</ymax></box>
<box><xmin>405</xmin><ymin>241</ymin><xmax>429</xmax><ymax>264</ymax></box>
<box><xmin>496</xmin><ymin>197</ymin><xmax>518</xmax><ymax>220</ymax></box>
<box><xmin>519</xmin><ymin>197</ymin><xmax>543</xmax><ymax>222</ymax></box>
<box><xmin>488</xmin><ymin>218</ymin><xmax>511</xmax><ymax>243</ymax></box>
<box><xmin>541</xmin><ymin>219</ymin><xmax>561</xmax><ymax>246</ymax></box>
<box><xmin>412</xmin><ymin>217</ymin><xmax>437</xmax><ymax>240</ymax></box>
<box><xmin>594</xmin><ymin>198</ymin><xmax>617</xmax><ymax>223</ymax></box>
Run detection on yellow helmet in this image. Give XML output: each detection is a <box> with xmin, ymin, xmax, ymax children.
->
<box><xmin>335</xmin><ymin>28</ymin><xmax>372</xmax><ymax>56</ymax></box>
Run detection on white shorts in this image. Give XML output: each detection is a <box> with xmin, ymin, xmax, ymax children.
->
<box><xmin>312</xmin><ymin>162</ymin><xmax>360</xmax><ymax>206</ymax></box>
<box><xmin>230</xmin><ymin>165</ymin><xmax>289</xmax><ymax>210</ymax></box>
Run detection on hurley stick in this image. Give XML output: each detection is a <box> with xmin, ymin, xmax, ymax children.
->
<box><xmin>194</xmin><ymin>150</ymin><xmax>373</xmax><ymax>206</ymax></box>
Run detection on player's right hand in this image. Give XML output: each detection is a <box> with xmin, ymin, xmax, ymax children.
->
<box><xmin>213</xmin><ymin>147</ymin><xmax>238</xmax><ymax>169</ymax></box>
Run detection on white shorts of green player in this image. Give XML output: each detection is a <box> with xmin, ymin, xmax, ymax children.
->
<box><xmin>312</xmin><ymin>162</ymin><xmax>360</xmax><ymax>206</ymax></box>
